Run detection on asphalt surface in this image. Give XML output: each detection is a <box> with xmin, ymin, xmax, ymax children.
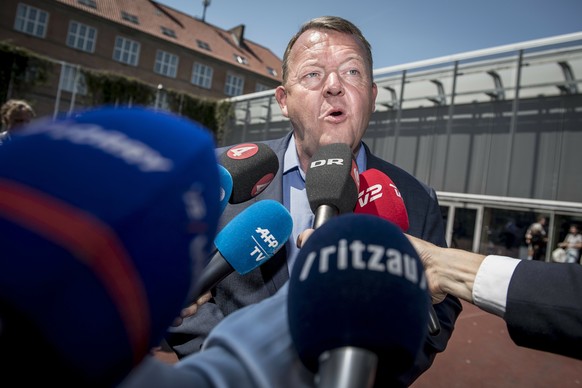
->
<box><xmin>411</xmin><ymin>301</ymin><xmax>582</xmax><ymax>387</ymax></box>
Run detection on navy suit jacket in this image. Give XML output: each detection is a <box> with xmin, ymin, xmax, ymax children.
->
<box><xmin>504</xmin><ymin>260</ymin><xmax>582</xmax><ymax>360</ymax></box>
<box><xmin>167</xmin><ymin>132</ymin><xmax>462</xmax><ymax>386</ymax></box>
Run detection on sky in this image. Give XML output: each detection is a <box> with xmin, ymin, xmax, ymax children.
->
<box><xmin>158</xmin><ymin>0</ymin><xmax>582</xmax><ymax>70</ymax></box>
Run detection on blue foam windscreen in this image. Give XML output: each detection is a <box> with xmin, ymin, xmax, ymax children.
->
<box><xmin>0</xmin><ymin>106</ymin><xmax>220</xmax><ymax>385</ymax></box>
<box><xmin>214</xmin><ymin>199</ymin><xmax>292</xmax><ymax>274</ymax></box>
<box><xmin>288</xmin><ymin>213</ymin><xmax>430</xmax><ymax>386</ymax></box>
<box><xmin>218</xmin><ymin>164</ymin><xmax>233</xmax><ymax>215</ymax></box>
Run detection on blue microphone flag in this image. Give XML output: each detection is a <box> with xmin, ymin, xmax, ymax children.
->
<box><xmin>214</xmin><ymin>199</ymin><xmax>292</xmax><ymax>274</ymax></box>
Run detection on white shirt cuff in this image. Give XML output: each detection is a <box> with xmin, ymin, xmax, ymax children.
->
<box><xmin>472</xmin><ymin>255</ymin><xmax>520</xmax><ymax>317</ymax></box>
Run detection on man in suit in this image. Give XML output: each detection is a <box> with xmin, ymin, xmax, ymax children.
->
<box><xmin>406</xmin><ymin>234</ymin><xmax>582</xmax><ymax>360</ymax></box>
<box><xmin>166</xmin><ymin>16</ymin><xmax>462</xmax><ymax>386</ymax></box>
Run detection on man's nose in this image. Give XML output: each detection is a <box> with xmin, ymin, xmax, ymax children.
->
<box><xmin>324</xmin><ymin>72</ymin><xmax>344</xmax><ymax>96</ymax></box>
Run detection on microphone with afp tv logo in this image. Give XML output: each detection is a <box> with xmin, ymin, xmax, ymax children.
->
<box><xmin>187</xmin><ymin>199</ymin><xmax>293</xmax><ymax>304</ymax></box>
<box><xmin>288</xmin><ymin>213</ymin><xmax>431</xmax><ymax>388</ymax></box>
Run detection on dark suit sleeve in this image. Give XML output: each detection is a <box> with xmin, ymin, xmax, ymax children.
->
<box><xmin>504</xmin><ymin>260</ymin><xmax>582</xmax><ymax>360</ymax></box>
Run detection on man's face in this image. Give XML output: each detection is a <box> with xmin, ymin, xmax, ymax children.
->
<box><xmin>275</xmin><ymin>29</ymin><xmax>377</xmax><ymax>167</ymax></box>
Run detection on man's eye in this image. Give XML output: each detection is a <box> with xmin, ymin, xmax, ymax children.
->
<box><xmin>347</xmin><ymin>69</ymin><xmax>360</xmax><ymax>76</ymax></box>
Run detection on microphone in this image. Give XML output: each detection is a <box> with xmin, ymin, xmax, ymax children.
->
<box><xmin>219</xmin><ymin>142</ymin><xmax>278</xmax><ymax>204</ymax></box>
<box><xmin>305</xmin><ymin>143</ymin><xmax>359</xmax><ymax>229</ymax></box>
<box><xmin>288</xmin><ymin>213</ymin><xmax>430</xmax><ymax>388</ymax></box>
<box><xmin>217</xmin><ymin>164</ymin><xmax>233</xmax><ymax>215</ymax></box>
<box><xmin>188</xmin><ymin>199</ymin><xmax>293</xmax><ymax>303</ymax></box>
<box><xmin>354</xmin><ymin>168</ymin><xmax>409</xmax><ymax>232</ymax></box>
<box><xmin>0</xmin><ymin>106</ymin><xmax>221</xmax><ymax>385</ymax></box>
<box><xmin>354</xmin><ymin>168</ymin><xmax>440</xmax><ymax>336</ymax></box>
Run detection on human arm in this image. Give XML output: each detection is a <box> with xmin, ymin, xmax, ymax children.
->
<box><xmin>406</xmin><ymin>233</ymin><xmax>582</xmax><ymax>360</ymax></box>
<box><xmin>504</xmin><ymin>260</ymin><xmax>582</xmax><ymax>359</ymax></box>
<box><xmin>405</xmin><ymin>233</ymin><xmax>485</xmax><ymax>305</ymax></box>
<box><xmin>123</xmin><ymin>285</ymin><xmax>315</xmax><ymax>388</ymax></box>
<box><xmin>405</xmin><ymin>234</ymin><xmax>519</xmax><ymax>317</ymax></box>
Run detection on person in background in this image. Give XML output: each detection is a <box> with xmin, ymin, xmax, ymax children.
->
<box><xmin>0</xmin><ymin>98</ymin><xmax>35</xmax><ymax>144</ymax></box>
<box><xmin>558</xmin><ymin>224</ymin><xmax>582</xmax><ymax>264</ymax></box>
<box><xmin>405</xmin><ymin>233</ymin><xmax>582</xmax><ymax>360</ymax></box>
<box><xmin>525</xmin><ymin>215</ymin><xmax>548</xmax><ymax>261</ymax></box>
<box><xmin>165</xmin><ymin>15</ymin><xmax>462</xmax><ymax>387</ymax></box>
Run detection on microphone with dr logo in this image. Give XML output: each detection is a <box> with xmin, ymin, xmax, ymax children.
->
<box><xmin>288</xmin><ymin>213</ymin><xmax>430</xmax><ymax>388</ymax></box>
<box><xmin>305</xmin><ymin>143</ymin><xmax>359</xmax><ymax>229</ymax></box>
<box><xmin>187</xmin><ymin>199</ymin><xmax>293</xmax><ymax>304</ymax></box>
<box><xmin>219</xmin><ymin>142</ymin><xmax>278</xmax><ymax>204</ymax></box>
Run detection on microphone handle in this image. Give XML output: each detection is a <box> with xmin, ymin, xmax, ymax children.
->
<box><xmin>317</xmin><ymin>346</ymin><xmax>378</xmax><ymax>388</ymax></box>
<box><xmin>187</xmin><ymin>251</ymin><xmax>233</xmax><ymax>304</ymax></box>
<box><xmin>428</xmin><ymin>305</ymin><xmax>441</xmax><ymax>335</ymax></box>
<box><xmin>313</xmin><ymin>205</ymin><xmax>339</xmax><ymax>229</ymax></box>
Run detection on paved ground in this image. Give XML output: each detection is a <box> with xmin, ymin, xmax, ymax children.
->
<box><xmin>411</xmin><ymin>301</ymin><xmax>582</xmax><ymax>387</ymax></box>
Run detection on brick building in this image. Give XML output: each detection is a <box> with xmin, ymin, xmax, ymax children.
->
<box><xmin>0</xmin><ymin>0</ymin><xmax>283</xmax><ymax>119</ymax></box>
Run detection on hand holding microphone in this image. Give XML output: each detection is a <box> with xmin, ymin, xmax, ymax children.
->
<box><xmin>288</xmin><ymin>213</ymin><xmax>431</xmax><ymax>388</ymax></box>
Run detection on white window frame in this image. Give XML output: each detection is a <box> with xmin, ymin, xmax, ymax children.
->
<box><xmin>191</xmin><ymin>62</ymin><xmax>213</xmax><ymax>89</ymax></box>
<box><xmin>14</xmin><ymin>3</ymin><xmax>49</xmax><ymax>38</ymax></box>
<box><xmin>154</xmin><ymin>50</ymin><xmax>179</xmax><ymax>78</ymax></box>
<box><xmin>255</xmin><ymin>83</ymin><xmax>270</xmax><ymax>93</ymax></box>
<box><xmin>113</xmin><ymin>36</ymin><xmax>140</xmax><ymax>66</ymax></box>
<box><xmin>59</xmin><ymin>63</ymin><xmax>87</xmax><ymax>95</ymax></box>
<box><xmin>224</xmin><ymin>72</ymin><xmax>245</xmax><ymax>96</ymax></box>
<box><xmin>66</xmin><ymin>20</ymin><xmax>97</xmax><ymax>53</ymax></box>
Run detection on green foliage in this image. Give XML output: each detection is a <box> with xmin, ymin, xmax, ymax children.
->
<box><xmin>0</xmin><ymin>41</ymin><xmax>235</xmax><ymax>141</ymax></box>
<box><xmin>214</xmin><ymin>99</ymin><xmax>235</xmax><ymax>145</ymax></box>
<box><xmin>81</xmin><ymin>69</ymin><xmax>235</xmax><ymax>140</ymax></box>
<box><xmin>0</xmin><ymin>41</ymin><xmax>53</xmax><ymax>100</ymax></box>
<box><xmin>83</xmin><ymin>70</ymin><xmax>154</xmax><ymax>106</ymax></box>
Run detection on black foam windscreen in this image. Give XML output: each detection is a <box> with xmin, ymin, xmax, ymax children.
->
<box><xmin>219</xmin><ymin>142</ymin><xmax>279</xmax><ymax>204</ymax></box>
<box><xmin>305</xmin><ymin>143</ymin><xmax>359</xmax><ymax>214</ymax></box>
<box><xmin>287</xmin><ymin>213</ymin><xmax>430</xmax><ymax>386</ymax></box>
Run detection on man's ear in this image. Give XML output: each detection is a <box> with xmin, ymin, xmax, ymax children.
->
<box><xmin>275</xmin><ymin>86</ymin><xmax>289</xmax><ymax>117</ymax></box>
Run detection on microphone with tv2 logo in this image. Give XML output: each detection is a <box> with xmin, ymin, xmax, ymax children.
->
<box><xmin>305</xmin><ymin>143</ymin><xmax>359</xmax><ymax>229</ymax></box>
<box><xmin>219</xmin><ymin>142</ymin><xmax>278</xmax><ymax>204</ymax></box>
<box><xmin>354</xmin><ymin>168</ymin><xmax>409</xmax><ymax>232</ymax></box>
<box><xmin>354</xmin><ymin>168</ymin><xmax>440</xmax><ymax>336</ymax></box>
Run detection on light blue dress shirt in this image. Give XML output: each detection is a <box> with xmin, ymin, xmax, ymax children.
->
<box><xmin>282</xmin><ymin>135</ymin><xmax>367</xmax><ymax>271</ymax></box>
